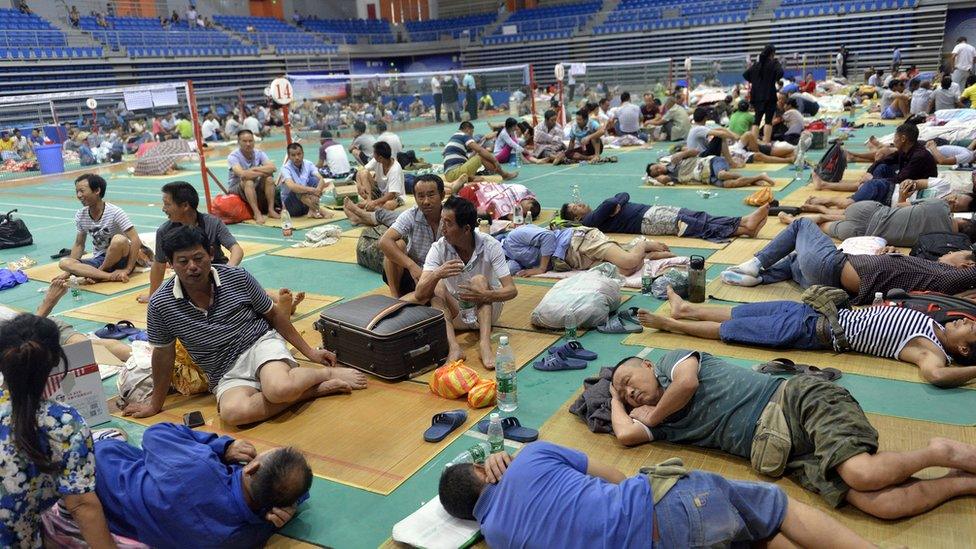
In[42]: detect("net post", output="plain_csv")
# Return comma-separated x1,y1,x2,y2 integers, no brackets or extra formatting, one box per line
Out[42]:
186,80,213,214
238,88,245,122
528,64,537,126
668,58,673,92
283,104,293,145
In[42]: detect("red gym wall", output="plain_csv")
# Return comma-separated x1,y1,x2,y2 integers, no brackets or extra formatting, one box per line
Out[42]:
249,0,285,19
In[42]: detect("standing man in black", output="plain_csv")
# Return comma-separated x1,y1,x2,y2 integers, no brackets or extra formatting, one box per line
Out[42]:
743,44,784,144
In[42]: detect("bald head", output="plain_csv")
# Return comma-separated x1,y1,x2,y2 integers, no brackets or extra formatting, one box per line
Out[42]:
248,447,312,510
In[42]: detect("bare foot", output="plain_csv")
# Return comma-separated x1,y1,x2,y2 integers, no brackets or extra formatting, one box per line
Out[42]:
268,210,281,220
480,341,495,370
502,171,518,181
869,135,881,147
740,204,770,237
447,344,466,363
929,437,976,474
326,366,368,389
778,211,797,225
757,173,775,186
811,171,826,190
635,309,668,330
316,379,353,396
665,286,692,320
108,271,129,282
290,291,305,316
277,288,294,315
253,213,266,225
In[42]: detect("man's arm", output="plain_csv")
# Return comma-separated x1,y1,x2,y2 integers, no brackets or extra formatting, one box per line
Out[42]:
629,355,700,428
226,243,244,266
282,177,316,195
142,261,167,300
414,269,440,304
586,458,628,484
256,158,277,176
469,139,497,164
610,385,651,447
62,492,118,549
582,192,630,227
262,305,332,365
35,279,68,317
123,343,176,417
121,227,142,275
378,226,421,279
516,255,551,277
459,274,518,304
904,340,976,387
69,231,86,260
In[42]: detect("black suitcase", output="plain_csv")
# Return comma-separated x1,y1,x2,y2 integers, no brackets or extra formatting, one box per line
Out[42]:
314,295,449,380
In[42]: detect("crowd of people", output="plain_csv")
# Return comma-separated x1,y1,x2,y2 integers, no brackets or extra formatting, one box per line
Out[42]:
4,37,976,548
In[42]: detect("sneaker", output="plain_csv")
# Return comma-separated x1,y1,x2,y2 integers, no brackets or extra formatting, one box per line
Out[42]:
91,427,128,443
720,269,762,287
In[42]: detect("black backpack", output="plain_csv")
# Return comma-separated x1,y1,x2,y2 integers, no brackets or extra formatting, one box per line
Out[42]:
814,141,847,183
0,209,33,250
883,289,976,326
909,231,973,261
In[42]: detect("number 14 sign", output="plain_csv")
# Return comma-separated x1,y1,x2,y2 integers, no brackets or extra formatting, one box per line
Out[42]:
270,77,294,106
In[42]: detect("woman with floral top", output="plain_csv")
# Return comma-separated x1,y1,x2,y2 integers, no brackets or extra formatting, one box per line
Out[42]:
0,314,116,548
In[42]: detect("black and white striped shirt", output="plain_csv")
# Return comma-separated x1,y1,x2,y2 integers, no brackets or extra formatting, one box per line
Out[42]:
836,306,947,361
147,265,275,391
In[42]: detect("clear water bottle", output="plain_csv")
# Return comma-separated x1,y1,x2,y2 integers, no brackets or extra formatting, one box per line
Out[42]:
509,152,518,169
447,442,492,466
512,201,524,226
564,310,578,341
640,258,653,295
322,185,337,206
873,292,884,306
281,208,294,239
487,413,504,453
457,264,477,324
571,184,582,204
479,219,490,233
69,277,82,302
524,210,533,225
495,335,518,412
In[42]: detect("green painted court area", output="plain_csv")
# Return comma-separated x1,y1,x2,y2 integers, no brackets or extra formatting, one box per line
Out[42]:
2,114,970,549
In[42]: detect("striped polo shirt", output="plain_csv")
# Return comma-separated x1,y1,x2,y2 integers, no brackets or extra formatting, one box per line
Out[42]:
147,264,275,391
836,306,948,361
442,131,474,170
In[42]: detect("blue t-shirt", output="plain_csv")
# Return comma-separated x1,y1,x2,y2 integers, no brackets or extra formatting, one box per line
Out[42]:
95,423,277,548
581,192,650,234
646,350,782,458
473,442,653,548
569,119,600,142
501,224,556,270
280,159,318,201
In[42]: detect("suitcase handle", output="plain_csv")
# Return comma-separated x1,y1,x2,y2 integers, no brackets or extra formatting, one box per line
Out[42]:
404,344,430,359
365,300,414,331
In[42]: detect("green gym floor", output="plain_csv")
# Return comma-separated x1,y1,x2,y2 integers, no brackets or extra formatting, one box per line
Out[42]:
2,113,967,548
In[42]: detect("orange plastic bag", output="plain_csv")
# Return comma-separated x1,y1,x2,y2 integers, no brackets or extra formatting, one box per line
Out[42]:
212,193,253,225
429,360,481,399
467,378,497,408
171,339,209,395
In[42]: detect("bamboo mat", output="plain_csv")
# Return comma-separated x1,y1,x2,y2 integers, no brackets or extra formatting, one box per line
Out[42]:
266,535,323,548
705,277,803,303
66,292,341,330
244,208,346,228
705,238,771,264
22,241,278,295
605,232,729,250
621,303,974,389
641,176,793,191
110,369,495,495
780,185,854,207
411,329,561,383
542,394,976,549
269,237,359,263
756,220,788,240
854,115,905,126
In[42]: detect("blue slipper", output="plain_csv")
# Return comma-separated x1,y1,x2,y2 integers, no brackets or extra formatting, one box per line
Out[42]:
95,321,141,340
476,416,539,443
597,308,643,334
548,340,597,361
424,409,467,443
533,354,586,371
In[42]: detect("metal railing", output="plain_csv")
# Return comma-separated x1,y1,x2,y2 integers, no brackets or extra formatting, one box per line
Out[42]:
85,29,240,48
0,30,67,48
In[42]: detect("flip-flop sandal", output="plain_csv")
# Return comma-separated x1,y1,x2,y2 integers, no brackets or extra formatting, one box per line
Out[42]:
608,156,619,163
50,248,71,259
597,309,643,334
95,323,129,340
423,409,468,443
769,206,801,216
477,416,539,443
755,358,842,381
547,340,598,361
533,354,587,371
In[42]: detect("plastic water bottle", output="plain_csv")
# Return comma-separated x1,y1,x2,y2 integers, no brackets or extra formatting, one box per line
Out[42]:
640,259,653,295
524,211,533,225
457,264,477,324
571,184,582,204
564,310,578,341
873,292,884,306
487,413,504,453
512,201,524,226
495,335,518,412
281,209,293,239
479,219,490,234
69,277,82,302
447,442,492,466
322,185,337,206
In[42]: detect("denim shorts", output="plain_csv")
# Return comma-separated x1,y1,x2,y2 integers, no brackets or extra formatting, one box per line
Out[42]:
851,178,894,206
81,253,127,270
657,471,788,548
719,301,827,350
709,157,730,186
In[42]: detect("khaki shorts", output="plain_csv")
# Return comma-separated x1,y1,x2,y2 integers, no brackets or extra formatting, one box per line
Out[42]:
444,155,483,182
452,301,504,330
369,186,406,207
52,317,82,346
556,228,621,271
214,330,298,404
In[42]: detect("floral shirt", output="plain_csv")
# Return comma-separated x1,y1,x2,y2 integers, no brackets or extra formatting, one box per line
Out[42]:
0,389,96,548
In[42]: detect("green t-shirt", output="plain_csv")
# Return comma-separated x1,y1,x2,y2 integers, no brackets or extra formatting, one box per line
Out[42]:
728,111,755,136
648,349,782,458
175,119,193,139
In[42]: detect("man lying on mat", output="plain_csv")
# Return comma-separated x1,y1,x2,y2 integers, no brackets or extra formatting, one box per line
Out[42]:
644,145,777,188
415,196,517,369
561,192,770,243
639,286,976,387
122,225,367,426
56,173,152,284
719,217,976,303
438,441,873,548
45,423,310,548
500,225,675,277
609,348,976,519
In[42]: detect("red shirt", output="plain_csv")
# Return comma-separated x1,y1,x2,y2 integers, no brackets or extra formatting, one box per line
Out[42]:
798,80,816,93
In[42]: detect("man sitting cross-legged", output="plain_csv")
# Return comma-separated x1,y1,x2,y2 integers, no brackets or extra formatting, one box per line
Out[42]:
77,423,310,547
122,225,367,426
439,441,873,548
228,129,278,225
645,145,776,188
610,346,976,518
280,142,334,219
57,173,152,284
721,216,976,302
354,141,406,212
415,197,517,369
639,286,976,387
567,109,606,163
562,192,769,242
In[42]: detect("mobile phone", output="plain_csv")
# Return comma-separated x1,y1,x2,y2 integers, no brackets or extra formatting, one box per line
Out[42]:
183,410,205,428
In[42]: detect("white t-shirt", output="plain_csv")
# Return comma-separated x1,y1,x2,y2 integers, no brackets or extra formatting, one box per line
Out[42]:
938,145,975,165
364,158,405,197
224,118,241,137
952,42,976,71
74,202,134,254
201,119,219,139
322,143,350,174
614,102,641,133
423,231,511,297
186,8,197,21
910,89,933,115
242,116,261,134
377,131,404,157
431,77,441,94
